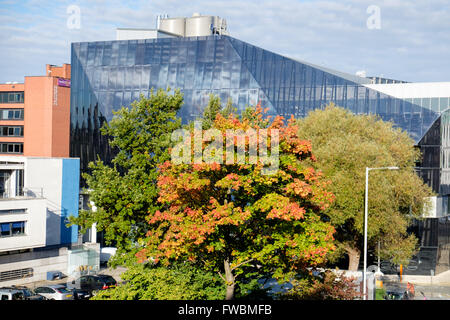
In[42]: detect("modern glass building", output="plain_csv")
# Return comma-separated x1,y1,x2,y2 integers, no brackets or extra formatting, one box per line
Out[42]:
70,35,439,170
70,31,450,275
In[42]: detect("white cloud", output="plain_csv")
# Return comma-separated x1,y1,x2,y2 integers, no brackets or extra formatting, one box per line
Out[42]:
0,0,449,83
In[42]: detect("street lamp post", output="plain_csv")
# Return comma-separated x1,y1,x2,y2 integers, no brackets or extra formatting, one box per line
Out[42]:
363,166,399,300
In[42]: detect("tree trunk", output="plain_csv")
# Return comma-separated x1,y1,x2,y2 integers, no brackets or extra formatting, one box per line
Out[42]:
346,247,361,271
224,259,235,300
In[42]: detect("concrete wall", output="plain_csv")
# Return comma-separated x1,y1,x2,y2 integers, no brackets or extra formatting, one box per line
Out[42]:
50,77,70,158
0,156,79,252
364,82,450,99
0,246,68,286
116,29,159,40
24,77,53,156
25,157,79,246
0,198,47,252
116,28,179,40
0,243,100,286
24,76,70,158
25,158,63,246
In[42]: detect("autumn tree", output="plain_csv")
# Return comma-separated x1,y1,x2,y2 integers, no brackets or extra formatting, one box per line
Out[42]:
296,105,433,271
69,89,183,264
137,106,337,300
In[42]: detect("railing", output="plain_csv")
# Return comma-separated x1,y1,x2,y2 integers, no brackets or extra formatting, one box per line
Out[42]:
0,187,44,200
22,188,44,198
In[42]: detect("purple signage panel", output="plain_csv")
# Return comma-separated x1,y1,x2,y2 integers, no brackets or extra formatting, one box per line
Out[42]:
57,78,71,88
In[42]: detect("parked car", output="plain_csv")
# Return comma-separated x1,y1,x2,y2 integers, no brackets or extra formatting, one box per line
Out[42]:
34,285,74,300
0,286,45,300
69,274,117,295
71,288,91,300
0,288,25,300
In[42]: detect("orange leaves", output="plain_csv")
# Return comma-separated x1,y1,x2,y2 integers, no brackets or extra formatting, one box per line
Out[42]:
285,179,313,198
192,162,221,172
206,197,251,226
215,173,243,191
254,193,306,221
267,202,306,221
138,103,337,276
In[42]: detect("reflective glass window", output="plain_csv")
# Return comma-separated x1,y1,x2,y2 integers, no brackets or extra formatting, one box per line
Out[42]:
431,98,439,112
440,97,449,112
422,98,431,110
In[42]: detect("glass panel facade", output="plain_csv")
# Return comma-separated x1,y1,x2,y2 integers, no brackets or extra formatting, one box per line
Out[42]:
70,35,440,187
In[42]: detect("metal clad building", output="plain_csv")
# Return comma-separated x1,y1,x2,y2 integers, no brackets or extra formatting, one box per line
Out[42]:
70,35,440,174
70,16,450,275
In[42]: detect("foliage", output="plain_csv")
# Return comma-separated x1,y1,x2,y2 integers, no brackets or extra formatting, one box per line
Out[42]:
136,105,337,299
376,288,386,300
279,269,361,300
200,94,236,130
69,89,183,265
295,104,433,268
91,262,225,300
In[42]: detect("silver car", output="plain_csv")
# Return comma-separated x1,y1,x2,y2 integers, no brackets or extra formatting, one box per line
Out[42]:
34,285,74,300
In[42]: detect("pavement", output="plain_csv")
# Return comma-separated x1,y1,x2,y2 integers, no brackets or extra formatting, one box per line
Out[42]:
379,269,450,300
382,281,450,300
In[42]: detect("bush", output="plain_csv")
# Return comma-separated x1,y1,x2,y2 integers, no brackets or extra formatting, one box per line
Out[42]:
279,270,361,300
92,262,225,300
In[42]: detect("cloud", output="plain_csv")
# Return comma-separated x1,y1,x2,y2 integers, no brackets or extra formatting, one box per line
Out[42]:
0,0,449,83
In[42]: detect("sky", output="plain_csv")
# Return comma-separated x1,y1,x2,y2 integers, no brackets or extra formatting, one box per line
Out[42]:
1,0,450,83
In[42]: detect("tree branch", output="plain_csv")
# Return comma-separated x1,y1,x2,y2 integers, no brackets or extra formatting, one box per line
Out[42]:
231,258,254,271
217,271,226,283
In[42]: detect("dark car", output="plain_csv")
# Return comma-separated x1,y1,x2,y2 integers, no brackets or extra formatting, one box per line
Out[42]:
71,288,92,300
0,286,45,300
69,275,117,295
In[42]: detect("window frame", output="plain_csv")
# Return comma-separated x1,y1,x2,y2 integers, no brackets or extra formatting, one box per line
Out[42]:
0,221,26,237
0,92,24,104
0,142,24,154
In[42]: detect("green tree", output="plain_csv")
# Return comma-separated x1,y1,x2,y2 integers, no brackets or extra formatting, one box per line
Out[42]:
91,262,226,300
197,94,235,130
296,104,433,270
137,107,336,300
69,89,183,265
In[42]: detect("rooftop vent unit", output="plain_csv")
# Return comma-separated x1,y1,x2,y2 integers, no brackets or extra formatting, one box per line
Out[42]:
158,13,229,37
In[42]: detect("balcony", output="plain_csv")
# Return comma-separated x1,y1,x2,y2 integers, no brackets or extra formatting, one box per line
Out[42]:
0,188,44,200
